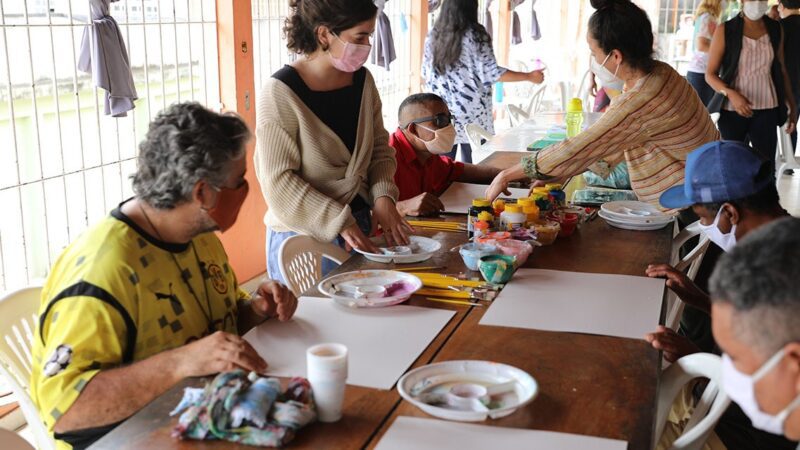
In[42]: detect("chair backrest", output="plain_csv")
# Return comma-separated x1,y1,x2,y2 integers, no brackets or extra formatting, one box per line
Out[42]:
557,80,572,111
0,286,41,388
665,222,711,330
506,104,529,127
0,285,55,450
575,69,594,112
464,124,495,164
655,353,731,450
278,235,351,296
526,84,547,116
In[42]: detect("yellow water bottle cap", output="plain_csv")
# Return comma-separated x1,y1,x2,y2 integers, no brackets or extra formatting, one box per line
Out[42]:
567,98,583,113
517,198,534,207
505,204,522,214
472,198,491,207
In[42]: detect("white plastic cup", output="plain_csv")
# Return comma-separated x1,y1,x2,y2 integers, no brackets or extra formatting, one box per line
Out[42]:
306,343,348,422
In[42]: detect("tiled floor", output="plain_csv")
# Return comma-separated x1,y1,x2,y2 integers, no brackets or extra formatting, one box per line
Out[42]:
778,172,800,217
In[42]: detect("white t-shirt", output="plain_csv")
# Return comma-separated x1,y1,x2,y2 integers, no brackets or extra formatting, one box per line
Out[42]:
687,13,718,74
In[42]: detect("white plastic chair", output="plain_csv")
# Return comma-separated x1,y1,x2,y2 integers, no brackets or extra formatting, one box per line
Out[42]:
557,80,573,111
776,124,798,179
278,235,351,296
507,85,547,127
575,69,595,112
506,104,529,127
0,285,55,450
464,124,495,164
655,353,731,450
665,221,711,330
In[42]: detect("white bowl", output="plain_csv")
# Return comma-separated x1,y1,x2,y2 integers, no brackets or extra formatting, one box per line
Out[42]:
398,360,538,422
354,235,442,264
318,270,423,308
601,201,674,224
598,210,672,231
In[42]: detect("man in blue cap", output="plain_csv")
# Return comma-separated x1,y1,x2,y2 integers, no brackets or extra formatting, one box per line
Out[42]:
649,140,795,450
645,140,789,361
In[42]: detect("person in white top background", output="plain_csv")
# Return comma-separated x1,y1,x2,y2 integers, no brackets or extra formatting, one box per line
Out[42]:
686,0,725,107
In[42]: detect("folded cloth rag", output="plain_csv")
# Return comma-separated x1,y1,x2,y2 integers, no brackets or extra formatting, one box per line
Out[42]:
172,370,317,447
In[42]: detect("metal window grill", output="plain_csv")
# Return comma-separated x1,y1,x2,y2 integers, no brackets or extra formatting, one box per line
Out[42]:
0,0,220,294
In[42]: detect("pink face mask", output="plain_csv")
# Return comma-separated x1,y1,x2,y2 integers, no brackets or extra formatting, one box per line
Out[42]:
328,33,371,73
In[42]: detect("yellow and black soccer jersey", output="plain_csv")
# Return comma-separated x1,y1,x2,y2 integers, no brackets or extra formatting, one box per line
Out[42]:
30,202,249,449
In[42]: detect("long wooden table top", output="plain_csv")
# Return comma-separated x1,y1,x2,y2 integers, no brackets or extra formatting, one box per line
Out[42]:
91,167,672,450
369,219,671,450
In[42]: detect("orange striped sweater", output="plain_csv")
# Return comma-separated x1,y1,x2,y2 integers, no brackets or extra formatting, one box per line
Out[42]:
523,61,719,210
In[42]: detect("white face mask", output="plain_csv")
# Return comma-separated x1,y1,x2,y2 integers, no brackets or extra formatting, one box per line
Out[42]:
743,1,770,20
697,206,737,252
722,351,800,435
416,123,456,155
591,52,624,91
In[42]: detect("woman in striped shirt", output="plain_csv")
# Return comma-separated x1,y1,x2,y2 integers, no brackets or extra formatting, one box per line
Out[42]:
485,0,719,209
705,0,797,168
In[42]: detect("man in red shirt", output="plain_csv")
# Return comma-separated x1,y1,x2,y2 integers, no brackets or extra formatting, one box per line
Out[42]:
391,93,501,216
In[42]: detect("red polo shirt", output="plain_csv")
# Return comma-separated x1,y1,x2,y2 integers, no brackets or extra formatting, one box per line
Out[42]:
390,128,464,201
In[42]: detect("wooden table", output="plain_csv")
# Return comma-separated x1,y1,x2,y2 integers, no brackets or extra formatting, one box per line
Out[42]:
91,181,672,450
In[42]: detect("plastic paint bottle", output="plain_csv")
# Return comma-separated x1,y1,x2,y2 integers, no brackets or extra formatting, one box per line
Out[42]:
492,199,506,217
546,183,566,207
474,219,490,239
500,204,527,231
522,204,540,227
468,198,493,237
477,211,495,231
517,198,534,209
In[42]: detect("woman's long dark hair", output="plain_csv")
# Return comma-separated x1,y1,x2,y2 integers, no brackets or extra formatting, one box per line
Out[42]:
431,0,491,74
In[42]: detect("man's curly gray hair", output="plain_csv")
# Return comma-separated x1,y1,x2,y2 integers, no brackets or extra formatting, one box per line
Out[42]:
132,102,250,209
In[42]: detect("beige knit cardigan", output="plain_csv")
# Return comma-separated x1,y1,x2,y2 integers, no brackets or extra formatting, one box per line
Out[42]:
254,69,399,242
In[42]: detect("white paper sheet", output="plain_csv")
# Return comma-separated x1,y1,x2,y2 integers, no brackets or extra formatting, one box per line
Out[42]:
439,182,531,213
243,297,455,390
479,269,665,339
375,417,627,450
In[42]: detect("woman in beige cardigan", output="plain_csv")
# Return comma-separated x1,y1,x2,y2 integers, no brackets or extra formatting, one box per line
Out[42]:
255,0,411,285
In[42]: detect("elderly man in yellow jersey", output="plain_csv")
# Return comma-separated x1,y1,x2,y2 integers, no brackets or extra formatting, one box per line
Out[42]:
30,102,298,450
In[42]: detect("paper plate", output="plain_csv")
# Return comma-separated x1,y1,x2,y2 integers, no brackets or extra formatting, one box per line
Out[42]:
398,360,538,422
600,201,674,224
318,270,423,308
598,210,672,231
354,235,442,264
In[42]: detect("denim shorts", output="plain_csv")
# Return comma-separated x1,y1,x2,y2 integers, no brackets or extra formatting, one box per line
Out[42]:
265,208,372,286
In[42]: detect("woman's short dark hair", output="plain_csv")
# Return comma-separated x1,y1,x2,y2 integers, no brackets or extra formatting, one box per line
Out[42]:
284,0,377,55
430,0,490,74
132,102,250,209
589,0,656,73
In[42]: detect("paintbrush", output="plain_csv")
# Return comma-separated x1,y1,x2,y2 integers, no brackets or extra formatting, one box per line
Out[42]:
425,297,483,307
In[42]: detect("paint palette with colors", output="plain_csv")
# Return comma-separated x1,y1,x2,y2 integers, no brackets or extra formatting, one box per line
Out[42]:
354,236,442,264
318,270,423,308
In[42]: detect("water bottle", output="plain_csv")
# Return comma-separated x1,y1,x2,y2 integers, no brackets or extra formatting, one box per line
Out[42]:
565,98,584,138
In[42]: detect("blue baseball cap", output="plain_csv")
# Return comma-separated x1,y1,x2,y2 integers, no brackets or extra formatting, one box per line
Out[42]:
659,140,773,209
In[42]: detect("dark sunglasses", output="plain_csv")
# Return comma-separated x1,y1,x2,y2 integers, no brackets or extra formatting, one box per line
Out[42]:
404,113,454,129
